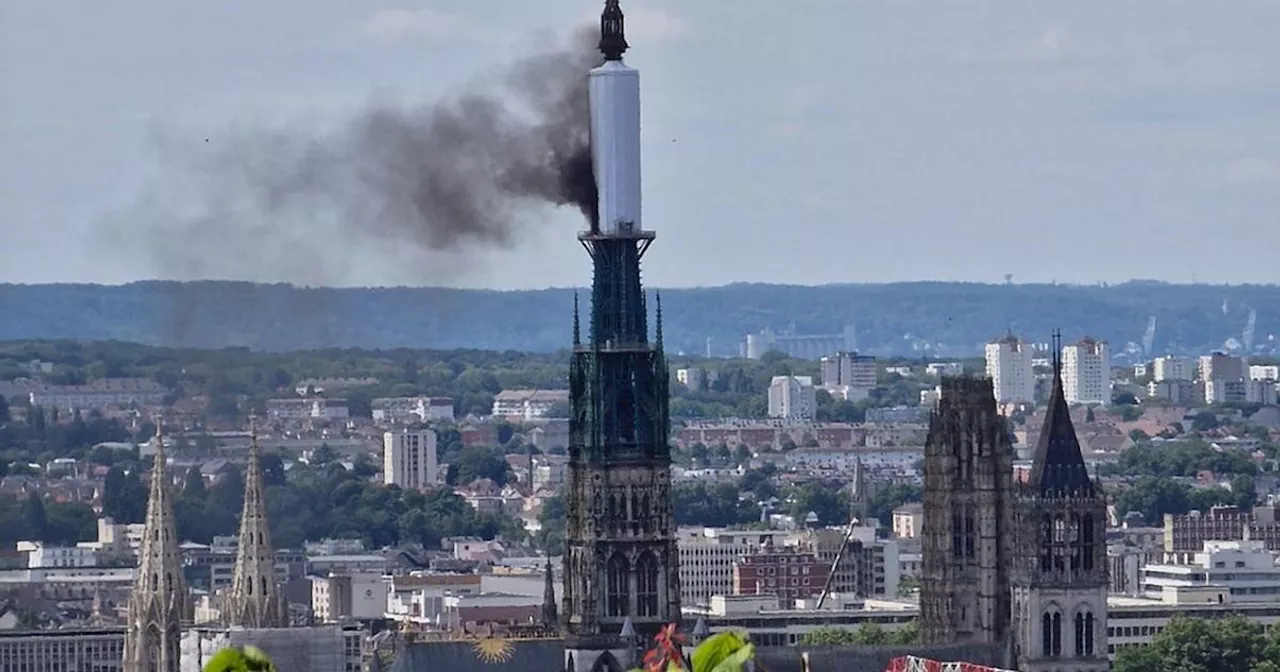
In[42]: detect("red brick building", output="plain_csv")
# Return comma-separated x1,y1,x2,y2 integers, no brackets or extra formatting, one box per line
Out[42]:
732,548,829,607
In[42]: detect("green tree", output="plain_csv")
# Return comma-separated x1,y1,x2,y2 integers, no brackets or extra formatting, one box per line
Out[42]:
798,622,918,647
1113,614,1279,672
672,482,760,527
787,482,848,527
21,493,48,535
449,446,511,485
536,492,566,554
184,466,207,498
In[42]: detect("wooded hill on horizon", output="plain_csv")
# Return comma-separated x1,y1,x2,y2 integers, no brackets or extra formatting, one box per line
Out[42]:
0,280,1274,358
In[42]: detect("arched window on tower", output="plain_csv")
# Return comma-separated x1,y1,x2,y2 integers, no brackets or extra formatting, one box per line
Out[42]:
1074,611,1085,655
952,512,963,558
636,552,659,617
1051,612,1062,656
1052,516,1067,573
1070,514,1082,571
606,554,630,617
1082,514,1095,572
1041,612,1052,657
1039,514,1053,573
1084,611,1095,655
963,511,975,558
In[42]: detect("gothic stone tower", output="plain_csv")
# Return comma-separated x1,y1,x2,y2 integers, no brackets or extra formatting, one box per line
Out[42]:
562,2,679,666
123,422,189,672
919,376,1015,647
1011,335,1109,671
224,415,288,628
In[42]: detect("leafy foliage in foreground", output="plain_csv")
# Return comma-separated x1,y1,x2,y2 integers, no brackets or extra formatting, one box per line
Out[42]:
638,627,755,672
203,646,276,672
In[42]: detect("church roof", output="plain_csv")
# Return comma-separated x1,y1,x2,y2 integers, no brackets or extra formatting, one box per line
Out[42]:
1029,336,1095,497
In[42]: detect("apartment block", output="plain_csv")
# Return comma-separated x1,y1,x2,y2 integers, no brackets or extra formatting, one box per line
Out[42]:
1063,337,1111,404
733,547,830,607
819,352,877,402
1152,356,1193,382
383,430,439,490
491,389,569,421
984,333,1035,404
768,376,816,421
677,527,791,607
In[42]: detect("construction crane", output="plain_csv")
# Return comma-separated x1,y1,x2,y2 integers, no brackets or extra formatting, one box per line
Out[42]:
1142,315,1157,358
814,514,861,609
1244,307,1258,354
816,460,869,609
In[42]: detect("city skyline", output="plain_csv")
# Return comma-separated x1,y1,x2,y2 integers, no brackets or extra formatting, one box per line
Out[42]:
3,0,1279,290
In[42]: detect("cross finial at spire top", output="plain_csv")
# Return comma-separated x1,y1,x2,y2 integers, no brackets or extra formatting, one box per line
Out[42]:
1051,328,1063,375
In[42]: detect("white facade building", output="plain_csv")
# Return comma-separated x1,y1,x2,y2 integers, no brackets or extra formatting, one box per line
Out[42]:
383,430,438,490
1152,356,1192,382
985,334,1035,404
311,572,388,622
677,527,792,607
925,362,963,378
265,398,350,421
0,628,126,672
1063,337,1111,404
370,396,454,423
1140,540,1280,602
676,368,719,391
1250,365,1280,382
491,389,569,421
16,541,97,568
179,626,363,672
767,376,816,422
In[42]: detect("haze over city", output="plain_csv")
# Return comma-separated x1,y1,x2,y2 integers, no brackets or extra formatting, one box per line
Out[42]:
3,0,1278,289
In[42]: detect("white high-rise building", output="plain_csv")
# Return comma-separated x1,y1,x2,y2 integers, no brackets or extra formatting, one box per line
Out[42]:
984,333,1035,404
1250,365,1280,382
1063,337,1111,404
677,527,792,607
1152,356,1192,382
767,376,816,421
383,430,438,490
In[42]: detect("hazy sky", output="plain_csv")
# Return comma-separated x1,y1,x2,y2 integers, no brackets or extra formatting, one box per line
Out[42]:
3,0,1278,289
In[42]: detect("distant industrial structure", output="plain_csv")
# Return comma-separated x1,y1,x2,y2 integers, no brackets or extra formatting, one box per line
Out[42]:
743,324,857,360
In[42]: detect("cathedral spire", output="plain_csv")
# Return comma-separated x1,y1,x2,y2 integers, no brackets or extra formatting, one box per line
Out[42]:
1029,330,1094,496
542,556,559,629
123,419,188,672
225,413,286,628
654,291,664,350
573,292,581,346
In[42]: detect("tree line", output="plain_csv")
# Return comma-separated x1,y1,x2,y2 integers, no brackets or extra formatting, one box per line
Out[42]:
2,449,525,551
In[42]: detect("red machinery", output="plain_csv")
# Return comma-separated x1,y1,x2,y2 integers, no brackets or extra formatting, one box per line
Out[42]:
883,655,1017,672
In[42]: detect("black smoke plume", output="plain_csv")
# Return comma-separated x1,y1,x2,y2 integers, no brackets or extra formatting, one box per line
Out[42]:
115,26,601,288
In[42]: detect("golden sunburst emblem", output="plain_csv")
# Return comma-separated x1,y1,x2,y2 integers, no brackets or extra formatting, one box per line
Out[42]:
473,637,516,664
